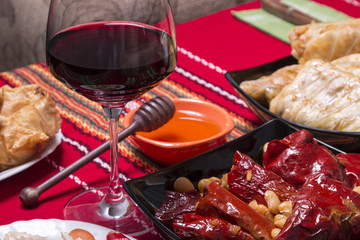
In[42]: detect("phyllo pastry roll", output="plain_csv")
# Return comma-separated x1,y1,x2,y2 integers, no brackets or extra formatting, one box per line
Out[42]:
289,18,360,64
332,53,360,76
269,59,360,132
0,84,62,171
240,64,302,106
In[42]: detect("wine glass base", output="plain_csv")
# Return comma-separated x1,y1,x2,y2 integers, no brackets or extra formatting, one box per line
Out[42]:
63,186,159,238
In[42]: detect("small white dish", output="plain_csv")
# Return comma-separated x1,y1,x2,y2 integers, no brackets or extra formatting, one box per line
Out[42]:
0,218,135,240
0,130,62,181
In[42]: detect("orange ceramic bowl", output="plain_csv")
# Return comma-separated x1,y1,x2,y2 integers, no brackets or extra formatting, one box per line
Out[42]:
123,98,234,166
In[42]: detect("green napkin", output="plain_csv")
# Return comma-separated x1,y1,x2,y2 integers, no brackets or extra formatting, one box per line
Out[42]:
232,9,295,43
232,0,353,44
281,0,352,22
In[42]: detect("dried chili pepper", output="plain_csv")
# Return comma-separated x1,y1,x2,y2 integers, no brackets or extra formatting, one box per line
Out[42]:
155,130,360,239
155,189,201,229
228,151,296,205
195,182,275,240
336,153,360,187
275,173,360,240
173,213,254,240
262,129,350,189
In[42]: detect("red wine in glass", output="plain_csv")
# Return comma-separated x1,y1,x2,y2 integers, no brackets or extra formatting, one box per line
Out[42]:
46,0,176,237
47,22,176,108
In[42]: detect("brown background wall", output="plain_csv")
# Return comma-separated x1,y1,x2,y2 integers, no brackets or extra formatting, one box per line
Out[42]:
0,0,251,72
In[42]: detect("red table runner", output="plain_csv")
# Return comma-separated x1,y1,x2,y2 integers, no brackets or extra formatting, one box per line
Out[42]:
0,0,359,238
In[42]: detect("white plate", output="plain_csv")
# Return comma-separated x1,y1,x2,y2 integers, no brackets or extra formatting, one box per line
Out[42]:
0,131,62,181
0,219,135,239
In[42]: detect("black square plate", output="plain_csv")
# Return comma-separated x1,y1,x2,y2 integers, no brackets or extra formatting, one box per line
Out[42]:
123,119,342,239
225,56,360,153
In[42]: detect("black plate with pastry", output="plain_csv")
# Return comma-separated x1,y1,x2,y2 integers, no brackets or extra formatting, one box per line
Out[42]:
225,55,360,153
225,18,360,153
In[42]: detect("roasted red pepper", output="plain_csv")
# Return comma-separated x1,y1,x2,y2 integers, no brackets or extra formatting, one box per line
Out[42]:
275,173,360,240
155,189,201,229
336,153,360,187
228,151,296,205
262,129,350,188
155,130,360,239
195,182,275,240
173,213,254,240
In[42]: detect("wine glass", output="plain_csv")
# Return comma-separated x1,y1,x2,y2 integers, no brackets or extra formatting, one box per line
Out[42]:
45,0,176,236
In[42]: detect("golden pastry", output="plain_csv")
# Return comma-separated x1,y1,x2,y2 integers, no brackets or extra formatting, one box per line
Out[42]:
239,64,302,106
0,84,62,171
289,18,360,64
269,59,360,131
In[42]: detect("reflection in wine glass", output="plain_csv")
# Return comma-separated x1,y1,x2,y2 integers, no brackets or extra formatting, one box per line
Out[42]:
46,0,176,237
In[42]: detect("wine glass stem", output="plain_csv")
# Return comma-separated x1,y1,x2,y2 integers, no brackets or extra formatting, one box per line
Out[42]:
103,107,124,204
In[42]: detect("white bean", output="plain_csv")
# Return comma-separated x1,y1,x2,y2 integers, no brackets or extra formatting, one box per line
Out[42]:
274,214,287,229
173,177,194,193
248,200,274,221
271,228,281,238
265,190,281,215
198,177,220,193
220,173,229,189
279,201,292,217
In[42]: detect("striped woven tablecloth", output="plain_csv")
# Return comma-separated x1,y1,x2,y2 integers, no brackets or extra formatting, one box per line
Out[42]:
0,0,359,238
